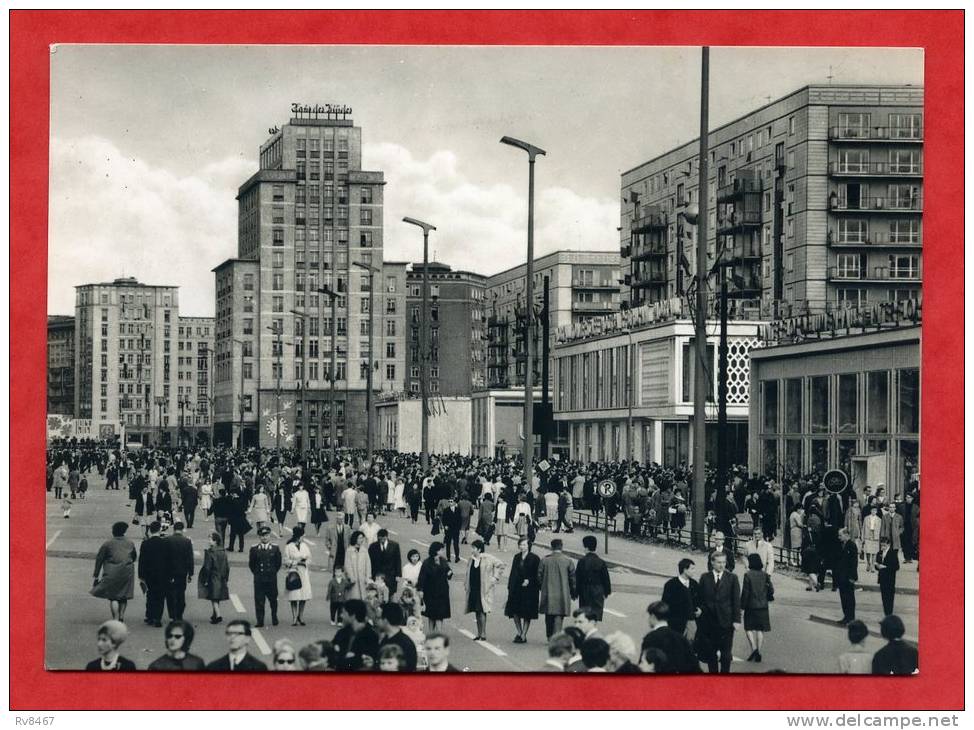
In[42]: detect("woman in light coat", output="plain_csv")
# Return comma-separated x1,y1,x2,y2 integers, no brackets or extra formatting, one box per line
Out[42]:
291,483,311,529
248,485,271,530
862,506,882,572
393,478,406,517
463,539,506,641
283,525,312,625
844,499,862,557
344,530,372,601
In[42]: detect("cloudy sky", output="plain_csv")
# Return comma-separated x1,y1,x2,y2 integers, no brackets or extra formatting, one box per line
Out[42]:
49,45,921,316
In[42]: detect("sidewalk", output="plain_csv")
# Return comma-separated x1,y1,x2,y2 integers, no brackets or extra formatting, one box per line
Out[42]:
569,508,919,595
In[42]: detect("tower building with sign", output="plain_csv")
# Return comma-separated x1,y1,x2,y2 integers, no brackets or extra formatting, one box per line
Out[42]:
212,106,401,450
620,85,923,315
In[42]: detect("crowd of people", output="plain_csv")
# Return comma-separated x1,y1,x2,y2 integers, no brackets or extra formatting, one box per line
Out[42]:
48,440,917,675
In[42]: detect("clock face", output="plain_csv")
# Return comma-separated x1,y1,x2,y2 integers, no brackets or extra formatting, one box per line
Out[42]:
265,416,289,438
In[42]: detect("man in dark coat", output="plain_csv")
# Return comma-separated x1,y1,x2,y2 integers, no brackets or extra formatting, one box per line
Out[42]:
441,499,462,563
875,536,900,616
137,521,170,627
179,478,199,529
205,619,268,671
661,558,700,635
249,526,282,627
539,539,577,638
833,527,859,624
368,529,403,595
376,603,418,671
165,521,195,621
575,535,611,621
695,551,741,673
332,599,381,671
641,601,700,673
707,531,736,573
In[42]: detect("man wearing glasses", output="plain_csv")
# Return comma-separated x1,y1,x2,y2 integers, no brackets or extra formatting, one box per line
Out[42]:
205,619,268,671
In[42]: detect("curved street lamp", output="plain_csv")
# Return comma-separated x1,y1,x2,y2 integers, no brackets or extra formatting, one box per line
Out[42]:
403,217,436,473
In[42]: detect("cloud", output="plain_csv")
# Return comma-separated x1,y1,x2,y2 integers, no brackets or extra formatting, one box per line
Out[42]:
48,135,250,316
364,143,619,274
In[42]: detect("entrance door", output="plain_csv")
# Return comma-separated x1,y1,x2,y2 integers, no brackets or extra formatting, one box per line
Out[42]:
852,453,887,499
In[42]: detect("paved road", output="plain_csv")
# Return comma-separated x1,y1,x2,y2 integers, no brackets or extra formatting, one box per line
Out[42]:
46,476,918,672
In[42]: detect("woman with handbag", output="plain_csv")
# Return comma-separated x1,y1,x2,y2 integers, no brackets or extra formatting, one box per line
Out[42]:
198,532,230,624
741,553,773,663
284,525,313,626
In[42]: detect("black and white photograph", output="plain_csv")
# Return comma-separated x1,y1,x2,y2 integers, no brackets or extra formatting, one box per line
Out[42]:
45,44,922,675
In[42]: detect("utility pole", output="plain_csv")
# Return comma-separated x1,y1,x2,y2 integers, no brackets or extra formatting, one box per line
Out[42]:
318,287,339,467
267,324,283,454
403,217,437,474
500,135,546,488
290,308,311,459
691,46,710,548
540,275,551,459
353,262,380,463
232,338,246,449
716,264,730,524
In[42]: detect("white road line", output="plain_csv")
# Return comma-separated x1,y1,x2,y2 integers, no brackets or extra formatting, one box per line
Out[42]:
252,628,272,656
603,607,627,618
388,530,398,535
229,593,246,613
194,550,202,557
46,530,62,549
455,628,508,657
411,539,430,547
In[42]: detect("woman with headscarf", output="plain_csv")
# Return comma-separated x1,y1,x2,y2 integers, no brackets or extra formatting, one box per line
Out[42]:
90,521,138,622
198,531,230,624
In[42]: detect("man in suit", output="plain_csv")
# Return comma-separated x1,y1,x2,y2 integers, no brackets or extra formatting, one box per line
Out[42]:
441,498,462,563
641,601,700,673
833,527,859,624
325,512,352,571
165,521,194,621
661,558,700,635
179,479,199,529
137,521,170,627
575,535,612,621
696,551,741,673
332,599,381,671
368,528,403,595
872,615,918,675
707,531,736,573
425,633,460,672
205,619,268,671
249,525,282,627
539,539,577,638
875,535,900,616
541,632,575,672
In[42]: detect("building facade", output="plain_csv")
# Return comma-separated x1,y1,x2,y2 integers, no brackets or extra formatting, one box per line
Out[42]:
175,316,216,444
213,107,403,450
47,315,75,416
553,298,764,466
471,388,541,459
376,396,473,456
621,85,923,312
405,262,487,397
748,298,920,499
485,250,621,389
73,277,213,444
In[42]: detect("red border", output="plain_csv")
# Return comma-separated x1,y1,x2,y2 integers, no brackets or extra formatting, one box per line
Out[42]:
11,10,964,710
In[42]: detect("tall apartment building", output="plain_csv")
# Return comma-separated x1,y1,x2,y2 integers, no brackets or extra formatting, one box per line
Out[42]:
620,85,923,311
47,315,75,416
175,316,216,442
73,277,213,444
485,250,621,389
213,107,403,450
404,262,487,397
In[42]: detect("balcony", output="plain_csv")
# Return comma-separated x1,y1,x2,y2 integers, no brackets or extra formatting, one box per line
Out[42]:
828,266,922,283
829,195,922,213
572,279,618,290
632,271,667,287
716,209,762,234
631,204,667,233
620,244,631,258
827,231,922,249
717,173,762,203
572,300,616,313
728,244,762,261
629,242,667,262
828,161,923,177
829,126,923,142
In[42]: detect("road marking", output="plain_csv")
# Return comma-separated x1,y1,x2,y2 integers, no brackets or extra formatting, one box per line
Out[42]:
194,550,202,558
456,627,508,657
411,539,430,547
388,530,398,535
603,607,627,618
46,530,62,549
251,628,272,656
229,593,246,613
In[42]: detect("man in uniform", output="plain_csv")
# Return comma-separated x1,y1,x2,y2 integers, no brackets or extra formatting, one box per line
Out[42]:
248,525,282,627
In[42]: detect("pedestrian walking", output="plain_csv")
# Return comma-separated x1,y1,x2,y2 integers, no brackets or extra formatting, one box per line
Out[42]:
325,514,352,572
165,521,194,621
862,506,882,573
90,521,137,622
368,529,402,595
575,535,612,621
273,484,292,537
463,539,505,641
695,551,741,673
292,483,311,530
137,520,169,627
417,541,453,633
326,567,353,626
283,525,312,626
249,525,282,627
505,537,541,643
741,553,773,663
247,485,271,531
198,531,230,625
834,528,859,624
344,530,372,601
661,559,700,635
875,536,900,616
310,485,328,535
539,538,577,639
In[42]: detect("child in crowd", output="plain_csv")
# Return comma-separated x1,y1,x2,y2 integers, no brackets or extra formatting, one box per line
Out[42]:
61,497,73,519
403,615,428,670
398,583,422,620
325,567,353,626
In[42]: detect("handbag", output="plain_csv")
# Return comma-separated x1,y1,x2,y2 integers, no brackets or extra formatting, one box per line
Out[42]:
285,570,303,591
766,578,775,602
431,517,441,536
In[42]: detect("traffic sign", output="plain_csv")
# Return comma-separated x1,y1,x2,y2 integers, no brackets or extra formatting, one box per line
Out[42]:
537,459,551,473
823,469,849,494
597,480,617,498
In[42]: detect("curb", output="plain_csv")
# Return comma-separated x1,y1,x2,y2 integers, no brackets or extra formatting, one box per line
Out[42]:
808,614,918,647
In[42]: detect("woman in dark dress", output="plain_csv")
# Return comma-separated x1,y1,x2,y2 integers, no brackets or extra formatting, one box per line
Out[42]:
416,541,453,633
90,521,137,622
505,536,541,643
147,620,206,671
310,485,328,535
85,620,137,671
740,553,773,663
198,532,231,624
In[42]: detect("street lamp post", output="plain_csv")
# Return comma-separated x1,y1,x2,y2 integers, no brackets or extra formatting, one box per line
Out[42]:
352,262,380,463
500,135,546,488
178,396,188,447
317,286,339,466
200,345,216,447
290,308,311,458
266,324,283,454
621,329,636,462
403,217,436,474
154,396,166,446
231,338,247,449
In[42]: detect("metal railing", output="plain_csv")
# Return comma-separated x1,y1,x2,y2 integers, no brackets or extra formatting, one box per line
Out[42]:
828,161,923,176
828,265,921,282
830,196,922,212
828,231,922,247
829,126,923,141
